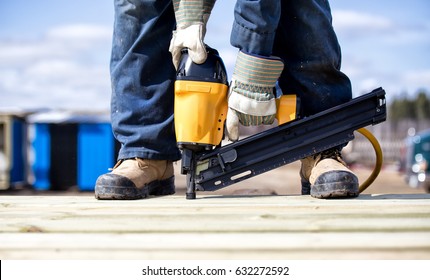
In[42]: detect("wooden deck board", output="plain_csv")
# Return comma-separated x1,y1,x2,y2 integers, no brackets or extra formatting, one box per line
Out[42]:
1,194,430,259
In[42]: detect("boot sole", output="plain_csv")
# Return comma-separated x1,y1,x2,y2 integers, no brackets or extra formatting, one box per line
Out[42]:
311,183,359,199
95,176,175,200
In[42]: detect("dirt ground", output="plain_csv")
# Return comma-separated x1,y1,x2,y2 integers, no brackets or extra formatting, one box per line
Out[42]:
1,161,426,197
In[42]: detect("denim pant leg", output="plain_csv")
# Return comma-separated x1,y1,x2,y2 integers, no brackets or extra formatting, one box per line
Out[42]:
273,0,352,117
110,0,181,161
230,0,352,117
230,0,281,56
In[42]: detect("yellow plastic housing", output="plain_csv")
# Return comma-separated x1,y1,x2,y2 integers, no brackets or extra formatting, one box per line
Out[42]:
174,80,228,146
276,94,297,125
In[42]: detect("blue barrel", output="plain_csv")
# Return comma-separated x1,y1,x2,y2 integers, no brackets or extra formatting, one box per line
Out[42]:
77,123,115,191
30,119,118,191
31,123,51,190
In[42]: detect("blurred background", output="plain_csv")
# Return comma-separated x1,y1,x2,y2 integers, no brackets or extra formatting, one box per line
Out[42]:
1,0,429,194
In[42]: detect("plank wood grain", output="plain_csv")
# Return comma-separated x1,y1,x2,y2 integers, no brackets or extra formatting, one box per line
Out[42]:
1,194,430,259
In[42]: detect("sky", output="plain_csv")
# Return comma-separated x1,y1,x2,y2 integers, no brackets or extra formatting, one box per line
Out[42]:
0,0,429,111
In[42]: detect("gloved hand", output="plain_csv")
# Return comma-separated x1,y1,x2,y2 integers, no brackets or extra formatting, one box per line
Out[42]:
226,51,284,141
169,0,216,69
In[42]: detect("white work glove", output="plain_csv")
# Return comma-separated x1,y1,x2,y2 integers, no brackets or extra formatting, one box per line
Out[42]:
226,51,284,141
169,0,216,69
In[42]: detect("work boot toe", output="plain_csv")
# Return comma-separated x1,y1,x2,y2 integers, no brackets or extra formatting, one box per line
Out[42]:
311,170,359,198
95,173,147,200
300,148,359,199
94,158,175,200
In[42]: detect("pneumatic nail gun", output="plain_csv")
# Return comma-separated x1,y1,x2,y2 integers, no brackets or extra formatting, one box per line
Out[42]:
174,47,386,199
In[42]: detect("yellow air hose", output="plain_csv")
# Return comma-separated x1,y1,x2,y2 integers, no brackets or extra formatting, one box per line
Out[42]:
356,127,384,193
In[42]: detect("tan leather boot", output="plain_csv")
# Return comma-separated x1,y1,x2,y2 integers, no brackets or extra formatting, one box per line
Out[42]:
300,148,359,198
95,158,175,200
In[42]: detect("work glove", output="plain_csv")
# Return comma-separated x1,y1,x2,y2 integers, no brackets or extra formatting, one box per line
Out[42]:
226,51,284,141
169,0,216,69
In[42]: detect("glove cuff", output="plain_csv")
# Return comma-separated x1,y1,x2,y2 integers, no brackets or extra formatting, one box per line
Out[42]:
174,0,216,28
228,51,284,117
232,51,284,87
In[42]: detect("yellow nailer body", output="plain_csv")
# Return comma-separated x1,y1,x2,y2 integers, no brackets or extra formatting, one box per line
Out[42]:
174,48,229,150
175,80,228,148
174,47,298,150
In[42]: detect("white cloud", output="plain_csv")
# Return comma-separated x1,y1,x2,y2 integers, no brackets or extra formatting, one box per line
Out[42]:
332,9,430,97
403,70,430,92
46,24,112,41
333,9,430,47
0,24,112,64
346,66,430,98
0,24,112,111
332,10,394,36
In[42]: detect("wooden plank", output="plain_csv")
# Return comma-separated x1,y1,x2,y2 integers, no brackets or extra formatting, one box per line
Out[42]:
1,195,430,233
1,210,429,233
1,232,429,260
1,194,430,259
2,194,429,211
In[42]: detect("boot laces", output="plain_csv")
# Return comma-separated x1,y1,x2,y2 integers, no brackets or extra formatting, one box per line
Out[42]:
313,148,347,166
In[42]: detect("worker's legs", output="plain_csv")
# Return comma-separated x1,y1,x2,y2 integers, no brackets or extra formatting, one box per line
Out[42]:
110,0,181,161
230,0,352,116
231,0,357,198
96,0,180,200
230,0,281,56
274,0,358,198
273,0,352,117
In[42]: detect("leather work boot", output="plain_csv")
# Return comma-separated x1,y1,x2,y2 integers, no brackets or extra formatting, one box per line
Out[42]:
95,158,175,200
300,148,359,198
